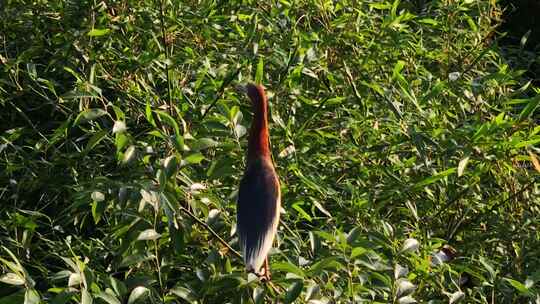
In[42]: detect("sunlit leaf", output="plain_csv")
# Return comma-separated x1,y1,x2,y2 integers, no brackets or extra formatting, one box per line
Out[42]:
95,292,120,304
137,229,161,241
81,289,92,304
0,273,25,285
396,279,416,297
272,261,305,278
401,238,420,253
398,296,417,304
127,286,149,304
457,156,470,177
449,291,465,304
88,28,110,36
24,289,40,304
74,109,108,125
504,278,530,295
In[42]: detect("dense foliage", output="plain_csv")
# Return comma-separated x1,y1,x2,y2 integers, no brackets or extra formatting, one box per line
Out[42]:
1,0,539,303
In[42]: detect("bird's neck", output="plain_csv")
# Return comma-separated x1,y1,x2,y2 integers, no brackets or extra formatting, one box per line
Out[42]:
247,93,270,163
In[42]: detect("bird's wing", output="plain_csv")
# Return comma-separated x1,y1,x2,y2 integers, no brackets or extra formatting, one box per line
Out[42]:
237,158,280,273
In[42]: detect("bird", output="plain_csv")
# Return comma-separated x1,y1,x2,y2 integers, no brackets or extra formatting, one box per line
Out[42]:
237,83,280,281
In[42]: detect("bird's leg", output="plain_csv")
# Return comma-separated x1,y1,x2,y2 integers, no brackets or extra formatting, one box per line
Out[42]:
262,257,271,282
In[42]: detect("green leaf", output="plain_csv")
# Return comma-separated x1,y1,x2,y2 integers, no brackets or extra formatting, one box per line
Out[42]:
88,28,111,37
82,130,109,155
346,227,362,244
50,291,76,304
91,191,105,202
308,257,343,276
95,292,120,304
0,290,25,303
414,168,456,188
369,2,391,9
115,133,129,152
0,273,25,285
121,145,137,164
478,256,497,281
119,253,155,268
255,57,264,84
504,278,530,295
74,109,108,125
397,296,417,304
24,289,40,304
520,29,531,48
304,282,320,301
91,200,106,224
392,60,406,81
156,111,184,152
109,277,127,298
81,289,92,304
1,247,24,274
170,286,197,302
351,247,368,259
272,262,305,278
457,156,470,177
449,291,465,304
417,18,438,26
145,100,156,127
67,272,81,287
284,281,303,304
190,138,218,151
183,153,205,165
137,229,161,241
514,137,540,148
253,287,265,304
292,203,312,222
163,155,179,179
518,95,540,121
127,286,149,304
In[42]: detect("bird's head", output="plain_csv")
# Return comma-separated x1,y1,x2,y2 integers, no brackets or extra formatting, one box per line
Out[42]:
237,83,266,109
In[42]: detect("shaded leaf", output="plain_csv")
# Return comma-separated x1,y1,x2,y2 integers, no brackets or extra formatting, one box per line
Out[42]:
170,286,197,302
284,281,303,304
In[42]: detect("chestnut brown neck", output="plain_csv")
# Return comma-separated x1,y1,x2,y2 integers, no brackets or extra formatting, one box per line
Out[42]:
246,84,270,163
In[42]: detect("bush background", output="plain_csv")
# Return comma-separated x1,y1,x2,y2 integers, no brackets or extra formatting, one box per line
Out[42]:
1,0,539,303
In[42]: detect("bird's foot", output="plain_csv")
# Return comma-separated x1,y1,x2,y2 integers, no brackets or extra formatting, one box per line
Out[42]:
247,258,272,282
261,258,271,282
259,270,271,282
248,269,270,282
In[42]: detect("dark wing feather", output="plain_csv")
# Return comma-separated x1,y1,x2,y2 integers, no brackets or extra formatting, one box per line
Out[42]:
237,158,280,272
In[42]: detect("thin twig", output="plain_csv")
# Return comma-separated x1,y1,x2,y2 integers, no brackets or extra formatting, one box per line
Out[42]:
200,65,243,121
201,13,259,121
343,61,364,112
294,95,331,139
157,0,173,114
178,205,242,258
448,178,538,241
265,280,284,294
424,182,476,222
